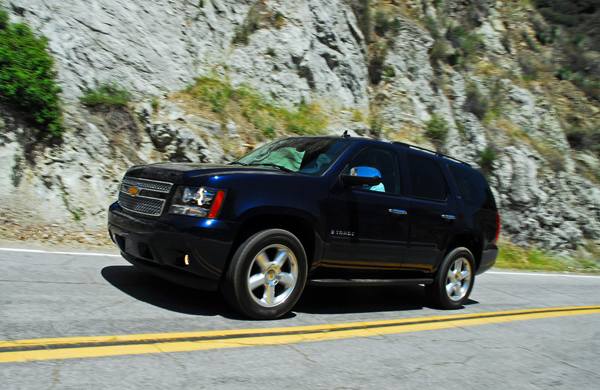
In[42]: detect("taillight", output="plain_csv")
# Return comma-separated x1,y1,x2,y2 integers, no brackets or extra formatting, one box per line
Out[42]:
494,211,501,244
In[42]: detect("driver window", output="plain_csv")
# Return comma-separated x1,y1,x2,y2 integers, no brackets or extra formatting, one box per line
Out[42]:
347,148,400,195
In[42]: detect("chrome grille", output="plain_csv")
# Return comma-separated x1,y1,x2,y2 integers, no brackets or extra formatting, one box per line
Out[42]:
118,195,165,215
121,177,172,192
118,177,173,216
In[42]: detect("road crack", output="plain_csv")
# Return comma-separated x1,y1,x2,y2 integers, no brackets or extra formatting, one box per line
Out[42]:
286,345,321,365
49,361,63,389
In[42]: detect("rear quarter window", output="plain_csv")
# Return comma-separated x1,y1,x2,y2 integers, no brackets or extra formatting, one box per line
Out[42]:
407,154,448,201
448,165,497,210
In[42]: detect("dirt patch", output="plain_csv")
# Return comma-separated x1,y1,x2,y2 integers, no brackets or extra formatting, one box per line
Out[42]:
0,208,115,252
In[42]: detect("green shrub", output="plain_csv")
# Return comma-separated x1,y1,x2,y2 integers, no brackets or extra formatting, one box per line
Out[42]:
284,100,326,135
370,118,383,137
430,40,450,63
368,40,389,84
382,66,396,81
533,0,600,50
425,114,450,144
373,10,401,37
0,5,64,137
478,146,497,173
232,6,260,45
262,126,276,139
444,25,484,67
555,66,573,80
464,83,489,120
521,30,539,52
532,18,556,45
80,82,131,107
518,51,540,81
350,0,372,43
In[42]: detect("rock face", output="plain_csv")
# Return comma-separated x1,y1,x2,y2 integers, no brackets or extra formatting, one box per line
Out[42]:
1,0,600,253
9,0,370,109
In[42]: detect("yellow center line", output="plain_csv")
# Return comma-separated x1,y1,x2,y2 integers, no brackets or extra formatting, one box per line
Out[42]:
1,306,599,363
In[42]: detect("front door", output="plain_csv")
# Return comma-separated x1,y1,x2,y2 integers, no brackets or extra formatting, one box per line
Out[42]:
321,147,409,278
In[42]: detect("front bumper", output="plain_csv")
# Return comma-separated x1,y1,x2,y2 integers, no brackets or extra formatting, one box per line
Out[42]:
107,202,240,291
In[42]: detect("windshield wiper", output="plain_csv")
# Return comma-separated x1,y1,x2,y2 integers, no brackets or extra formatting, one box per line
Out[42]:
249,162,294,172
230,161,250,166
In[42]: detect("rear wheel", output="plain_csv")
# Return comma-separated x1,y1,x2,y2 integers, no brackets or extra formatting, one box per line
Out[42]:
222,229,307,319
425,247,475,309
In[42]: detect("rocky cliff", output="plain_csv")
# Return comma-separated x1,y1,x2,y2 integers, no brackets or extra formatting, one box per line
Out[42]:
1,0,600,256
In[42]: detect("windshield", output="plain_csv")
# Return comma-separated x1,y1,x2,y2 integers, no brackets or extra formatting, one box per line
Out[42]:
236,137,351,175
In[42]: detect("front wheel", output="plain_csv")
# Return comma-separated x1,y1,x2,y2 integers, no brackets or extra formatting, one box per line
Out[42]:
222,229,307,320
425,247,475,309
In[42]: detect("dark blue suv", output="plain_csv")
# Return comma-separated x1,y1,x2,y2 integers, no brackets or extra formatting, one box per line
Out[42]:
108,136,500,319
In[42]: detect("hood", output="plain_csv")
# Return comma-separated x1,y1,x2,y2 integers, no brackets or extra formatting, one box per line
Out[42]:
124,162,286,184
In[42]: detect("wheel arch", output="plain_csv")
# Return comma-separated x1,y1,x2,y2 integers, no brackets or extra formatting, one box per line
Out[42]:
222,213,319,280
445,234,483,270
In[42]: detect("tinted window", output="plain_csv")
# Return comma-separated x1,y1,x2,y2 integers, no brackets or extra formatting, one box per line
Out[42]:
407,155,447,201
347,148,401,195
449,165,497,210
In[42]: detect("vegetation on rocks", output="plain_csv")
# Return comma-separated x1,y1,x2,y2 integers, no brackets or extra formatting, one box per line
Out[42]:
232,1,285,45
0,4,63,137
187,77,327,139
496,238,600,274
80,82,132,108
425,114,449,146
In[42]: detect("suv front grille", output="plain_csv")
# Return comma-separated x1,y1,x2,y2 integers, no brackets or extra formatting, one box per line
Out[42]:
118,177,173,216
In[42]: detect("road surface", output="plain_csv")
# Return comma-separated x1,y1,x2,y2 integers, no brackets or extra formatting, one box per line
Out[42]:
0,247,599,389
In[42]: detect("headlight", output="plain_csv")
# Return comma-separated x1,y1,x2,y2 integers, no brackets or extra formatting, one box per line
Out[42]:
169,186,226,218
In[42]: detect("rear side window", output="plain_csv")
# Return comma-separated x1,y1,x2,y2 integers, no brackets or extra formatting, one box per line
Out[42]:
407,154,447,201
448,165,497,210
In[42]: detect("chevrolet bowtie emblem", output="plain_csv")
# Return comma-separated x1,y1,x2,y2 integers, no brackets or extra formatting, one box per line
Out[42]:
128,186,141,196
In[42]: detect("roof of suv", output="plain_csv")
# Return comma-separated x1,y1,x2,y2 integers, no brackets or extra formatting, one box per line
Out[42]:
313,135,471,168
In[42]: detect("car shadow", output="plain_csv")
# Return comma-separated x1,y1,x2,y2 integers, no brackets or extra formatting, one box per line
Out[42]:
295,284,427,314
101,265,244,319
102,265,478,319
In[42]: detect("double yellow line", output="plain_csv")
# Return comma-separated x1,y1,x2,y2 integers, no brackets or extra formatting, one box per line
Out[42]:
1,306,599,363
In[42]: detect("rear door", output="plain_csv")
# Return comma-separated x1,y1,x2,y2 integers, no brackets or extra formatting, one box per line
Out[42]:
401,153,458,274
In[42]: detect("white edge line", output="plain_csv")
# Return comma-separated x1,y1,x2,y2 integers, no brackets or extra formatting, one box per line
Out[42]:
488,271,600,279
0,248,598,277
0,248,121,257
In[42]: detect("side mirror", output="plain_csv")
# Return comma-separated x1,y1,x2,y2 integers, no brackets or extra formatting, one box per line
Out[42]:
340,166,382,187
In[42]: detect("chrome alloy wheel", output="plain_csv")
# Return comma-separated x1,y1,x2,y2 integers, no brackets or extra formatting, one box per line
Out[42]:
247,244,298,308
445,257,472,301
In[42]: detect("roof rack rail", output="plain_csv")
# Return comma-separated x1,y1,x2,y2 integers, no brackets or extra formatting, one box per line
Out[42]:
390,141,471,167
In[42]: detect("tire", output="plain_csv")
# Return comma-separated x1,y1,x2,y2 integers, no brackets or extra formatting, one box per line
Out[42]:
425,247,475,309
222,229,308,320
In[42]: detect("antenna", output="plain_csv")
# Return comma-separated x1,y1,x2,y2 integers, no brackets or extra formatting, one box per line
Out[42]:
342,130,350,139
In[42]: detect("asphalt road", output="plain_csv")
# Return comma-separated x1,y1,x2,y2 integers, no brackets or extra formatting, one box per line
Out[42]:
0,247,599,389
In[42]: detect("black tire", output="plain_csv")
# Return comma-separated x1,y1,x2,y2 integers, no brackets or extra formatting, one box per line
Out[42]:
222,229,307,320
425,247,475,309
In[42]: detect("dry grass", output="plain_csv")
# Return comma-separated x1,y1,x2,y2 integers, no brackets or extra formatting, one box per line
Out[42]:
496,237,600,274
174,78,328,144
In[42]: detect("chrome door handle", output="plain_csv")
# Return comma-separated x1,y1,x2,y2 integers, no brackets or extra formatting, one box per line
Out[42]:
389,209,407,216
441,214,456,220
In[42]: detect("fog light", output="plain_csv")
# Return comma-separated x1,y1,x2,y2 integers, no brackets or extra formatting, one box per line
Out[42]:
184,254,190,266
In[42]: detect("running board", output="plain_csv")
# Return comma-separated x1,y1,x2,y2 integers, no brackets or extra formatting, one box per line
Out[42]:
306,278,433,287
